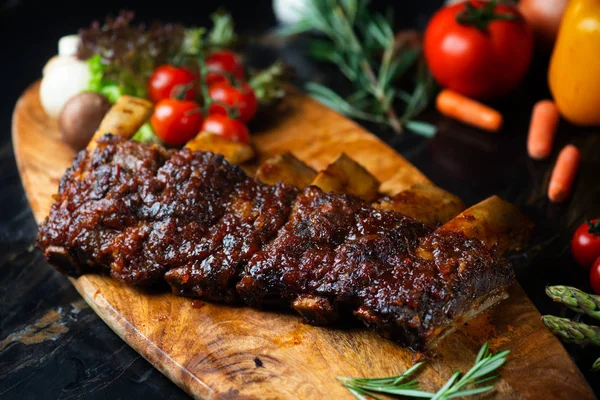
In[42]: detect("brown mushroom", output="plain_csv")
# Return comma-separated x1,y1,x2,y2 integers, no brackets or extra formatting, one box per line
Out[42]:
58,92,111,151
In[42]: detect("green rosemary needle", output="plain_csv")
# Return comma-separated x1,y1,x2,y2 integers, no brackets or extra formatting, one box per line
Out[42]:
286,0,437,137
338,342,508,399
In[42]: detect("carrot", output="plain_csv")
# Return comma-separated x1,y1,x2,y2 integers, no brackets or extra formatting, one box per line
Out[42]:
527,100,560,160
436,89,503,132
548,144,580,203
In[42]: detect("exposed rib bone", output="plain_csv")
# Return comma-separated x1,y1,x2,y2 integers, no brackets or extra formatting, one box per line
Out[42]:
256,152,317,188
431,195,534,255
310,153,380,202
374,183,465,225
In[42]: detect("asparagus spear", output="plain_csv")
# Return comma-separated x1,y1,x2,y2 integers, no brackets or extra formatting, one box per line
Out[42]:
541,315,600,346
546,286,600,320
593,358,600,372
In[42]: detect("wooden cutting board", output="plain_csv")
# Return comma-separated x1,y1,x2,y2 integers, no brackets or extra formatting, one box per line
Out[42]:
12,82,595,400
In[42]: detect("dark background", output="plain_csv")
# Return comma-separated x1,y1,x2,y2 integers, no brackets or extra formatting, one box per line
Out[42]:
1,0,599,399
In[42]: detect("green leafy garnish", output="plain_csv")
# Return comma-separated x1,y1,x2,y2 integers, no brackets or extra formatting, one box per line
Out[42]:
181,27,206,58
208,11,238,49
80,10,245,105
249,61,288,106
78,11,188,102
86,55,124,103
132,122,160,144
338,342,508,399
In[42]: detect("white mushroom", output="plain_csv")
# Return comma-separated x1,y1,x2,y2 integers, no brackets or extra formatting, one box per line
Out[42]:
40,57,92,118
58,34,81,57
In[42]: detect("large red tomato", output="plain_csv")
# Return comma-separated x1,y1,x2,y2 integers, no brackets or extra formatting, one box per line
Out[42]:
423,1,534,99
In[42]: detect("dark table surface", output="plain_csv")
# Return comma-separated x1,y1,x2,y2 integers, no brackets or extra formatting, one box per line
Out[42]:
1,1,599,399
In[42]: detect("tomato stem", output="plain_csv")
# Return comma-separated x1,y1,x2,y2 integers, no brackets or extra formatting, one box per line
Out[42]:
211,68,241,87
211,100,240,120
456,0,517,32
196,52,212,115
184,108,203,116
587,219,600,236
171,82,195,100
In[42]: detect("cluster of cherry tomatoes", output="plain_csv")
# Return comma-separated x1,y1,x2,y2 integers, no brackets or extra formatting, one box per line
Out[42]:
572,219,600,294
148,50,255,146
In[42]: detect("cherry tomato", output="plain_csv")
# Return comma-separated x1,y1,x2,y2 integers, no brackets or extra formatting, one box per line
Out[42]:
201,114,250,144
150,99,203,146
148,65,197,103
208,82,258,123
571,219,600,269
205,50,245,86
423,1,534,99
591,257,600,295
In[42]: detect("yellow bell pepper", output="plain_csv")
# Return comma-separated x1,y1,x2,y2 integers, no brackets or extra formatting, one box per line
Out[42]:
549,0,600,126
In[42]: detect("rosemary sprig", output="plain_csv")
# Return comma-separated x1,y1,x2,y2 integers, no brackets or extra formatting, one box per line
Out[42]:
338,342,508,399
338,362,429,398
287,0,436,137
430,343,509,400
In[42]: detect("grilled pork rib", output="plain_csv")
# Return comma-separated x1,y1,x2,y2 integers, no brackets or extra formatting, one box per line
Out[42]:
237,187,513,346
37,135,515,350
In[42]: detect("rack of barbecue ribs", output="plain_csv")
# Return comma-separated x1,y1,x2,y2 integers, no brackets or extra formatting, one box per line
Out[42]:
37,133,533,351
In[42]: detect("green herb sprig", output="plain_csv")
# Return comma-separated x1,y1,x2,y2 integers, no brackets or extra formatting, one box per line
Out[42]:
208,11,238,49
249,61,289,106
285,0,437,137
338,342,508,399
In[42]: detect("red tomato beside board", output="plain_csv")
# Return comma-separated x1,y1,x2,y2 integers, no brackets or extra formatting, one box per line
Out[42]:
571,219,600,269
423,1,534,99
151,99,203,146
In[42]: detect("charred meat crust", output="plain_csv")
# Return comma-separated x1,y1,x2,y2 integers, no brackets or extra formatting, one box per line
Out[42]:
165,179,299,303
37,135,515,350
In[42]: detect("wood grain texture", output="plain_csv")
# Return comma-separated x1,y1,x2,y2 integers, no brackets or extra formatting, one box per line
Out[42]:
12,82,595,400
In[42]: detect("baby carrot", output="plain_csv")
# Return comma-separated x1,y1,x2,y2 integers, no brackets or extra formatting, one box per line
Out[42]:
527,100,560,160
548,144,580,203
436,89,503,132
